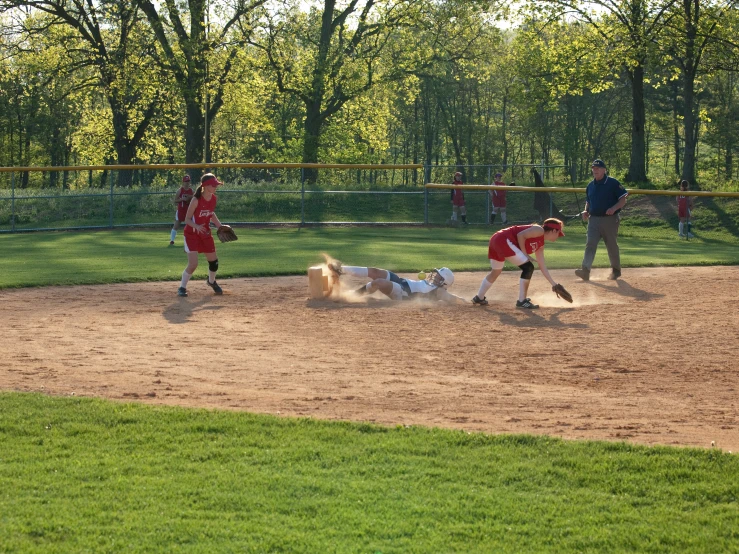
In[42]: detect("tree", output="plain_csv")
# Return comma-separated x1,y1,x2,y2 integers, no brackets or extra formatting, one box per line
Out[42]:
137,0,267,165
531,0,678,183
0,0,162,185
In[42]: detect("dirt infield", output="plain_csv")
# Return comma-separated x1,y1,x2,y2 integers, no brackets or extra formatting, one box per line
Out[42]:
2,266,737,451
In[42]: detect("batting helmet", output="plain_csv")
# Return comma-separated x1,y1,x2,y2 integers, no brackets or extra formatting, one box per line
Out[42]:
427,267,454,288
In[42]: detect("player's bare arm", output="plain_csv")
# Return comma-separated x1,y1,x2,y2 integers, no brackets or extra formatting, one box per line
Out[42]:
534,248,557,287
516,225,544,257
436,288,468,305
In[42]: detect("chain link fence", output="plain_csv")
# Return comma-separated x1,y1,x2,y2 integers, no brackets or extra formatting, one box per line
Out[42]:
1,164,738,246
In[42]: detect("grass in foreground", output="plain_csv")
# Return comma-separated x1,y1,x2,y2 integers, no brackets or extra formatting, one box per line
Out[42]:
2,226,739,289
1,393,737,553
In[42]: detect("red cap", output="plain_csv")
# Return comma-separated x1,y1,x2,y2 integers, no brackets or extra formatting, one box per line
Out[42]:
183,174,191,182
545,221,565,237
201,174,222,188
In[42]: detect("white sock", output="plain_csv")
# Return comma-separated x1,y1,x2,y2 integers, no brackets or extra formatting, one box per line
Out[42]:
342,266,369,278
180,270,192,288
209,271,217,283
170,229,176,241
477,278,493,298
519,279,528,302
679,222,684,234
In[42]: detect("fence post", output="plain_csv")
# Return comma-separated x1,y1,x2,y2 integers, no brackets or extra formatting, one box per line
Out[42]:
423,164,429,225
300,167,305,226
11,172,15,233
486,166,491,225
109,169,114,228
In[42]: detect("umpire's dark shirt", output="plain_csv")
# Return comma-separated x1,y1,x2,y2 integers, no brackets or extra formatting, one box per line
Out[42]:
586,176,628,216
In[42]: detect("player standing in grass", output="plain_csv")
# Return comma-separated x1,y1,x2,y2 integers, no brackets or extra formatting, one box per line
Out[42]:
178,173,226,297
328,263,467,303
472,218,568,309
450,171,468,225
170,174,194,246
677,180,695,238
490,172,511,225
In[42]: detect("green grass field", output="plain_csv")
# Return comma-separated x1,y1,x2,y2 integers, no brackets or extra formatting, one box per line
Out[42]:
1,226,739,289
2,226,739,552
2,393,738,553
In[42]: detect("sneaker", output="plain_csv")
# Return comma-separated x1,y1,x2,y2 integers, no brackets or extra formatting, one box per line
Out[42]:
169,240,175,246
207,280,223,295
687,232,695,238
607,269,621,280
678,233,686,238
516,299,539,309
177,287,188,297
575,268,590,281
472,295,489,306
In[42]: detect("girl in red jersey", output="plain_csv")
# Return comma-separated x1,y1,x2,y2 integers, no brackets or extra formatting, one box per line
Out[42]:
677,180,695,238
472,218,566,309
178,173,226,297
169,174,194,246
450,171,468,224
489,172,511,225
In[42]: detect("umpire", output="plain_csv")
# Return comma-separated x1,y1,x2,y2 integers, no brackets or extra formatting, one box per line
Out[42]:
575,159,628,281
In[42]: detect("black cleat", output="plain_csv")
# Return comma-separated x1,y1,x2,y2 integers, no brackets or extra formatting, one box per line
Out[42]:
607,269,621,280
177,287,188,297
575,268,590,281
472,295,489,306
354,285,368,295
516,298,539,309
207,280,223,295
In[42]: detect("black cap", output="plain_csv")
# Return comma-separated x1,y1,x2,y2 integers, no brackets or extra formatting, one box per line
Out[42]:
591,159,607,168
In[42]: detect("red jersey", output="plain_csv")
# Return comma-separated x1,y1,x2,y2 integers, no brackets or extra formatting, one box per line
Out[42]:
488,224,545,261
677,195,691,218
451,180,465,206
184,193,217,237
176,186,194,220
491,180,507,207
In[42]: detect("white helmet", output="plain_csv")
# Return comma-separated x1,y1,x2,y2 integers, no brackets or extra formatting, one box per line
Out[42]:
427,267,454,288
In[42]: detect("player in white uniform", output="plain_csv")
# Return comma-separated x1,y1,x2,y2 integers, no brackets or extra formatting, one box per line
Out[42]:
328,263,466,303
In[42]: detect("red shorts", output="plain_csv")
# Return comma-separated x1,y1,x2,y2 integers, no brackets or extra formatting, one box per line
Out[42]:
678,205,689,218
492,195,506,208
176,207,188,222
488,233,516,262
184,231,216,254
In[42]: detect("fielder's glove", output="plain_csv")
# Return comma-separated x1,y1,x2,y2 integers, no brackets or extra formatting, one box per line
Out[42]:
552,283,573,303
217,224,238,243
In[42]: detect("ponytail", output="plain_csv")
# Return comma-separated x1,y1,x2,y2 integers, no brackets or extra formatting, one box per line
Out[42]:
194,185,204,199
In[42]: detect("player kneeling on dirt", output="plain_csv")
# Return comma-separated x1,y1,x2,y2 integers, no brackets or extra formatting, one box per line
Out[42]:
328,264,467,304
472,218,572,309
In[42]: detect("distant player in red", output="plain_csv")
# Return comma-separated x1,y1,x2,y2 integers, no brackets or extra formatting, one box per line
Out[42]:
472,218,566,309
178,173,226,297
450,171,468,224
170,174,194,246
490,172,512,225
677,180,695,238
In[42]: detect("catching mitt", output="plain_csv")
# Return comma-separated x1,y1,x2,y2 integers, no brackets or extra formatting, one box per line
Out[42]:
217,224,238,243
552,283,573,303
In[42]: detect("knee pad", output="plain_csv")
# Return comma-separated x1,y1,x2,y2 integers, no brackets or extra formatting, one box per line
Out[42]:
208,259,219,272
519,261,534,280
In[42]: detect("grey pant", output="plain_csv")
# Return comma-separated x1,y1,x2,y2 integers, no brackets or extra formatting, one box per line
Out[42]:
581,215,621,271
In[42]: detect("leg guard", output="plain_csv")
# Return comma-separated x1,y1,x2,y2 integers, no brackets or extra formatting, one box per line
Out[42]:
208,259,219,272
518,261,534,280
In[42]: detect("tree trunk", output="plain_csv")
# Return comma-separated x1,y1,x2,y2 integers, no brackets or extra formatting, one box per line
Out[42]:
302,100,322,183
627,65,647,182
186,98,205,168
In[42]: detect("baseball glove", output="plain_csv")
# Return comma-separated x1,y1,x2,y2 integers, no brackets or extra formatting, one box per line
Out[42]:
552,283,573,303
217,224,238,243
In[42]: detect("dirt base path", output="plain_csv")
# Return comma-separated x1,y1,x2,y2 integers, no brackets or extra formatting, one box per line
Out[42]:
2,266,737,451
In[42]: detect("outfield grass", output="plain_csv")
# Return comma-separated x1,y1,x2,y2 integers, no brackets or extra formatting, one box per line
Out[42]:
2,226,739,289
1,393,737,553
